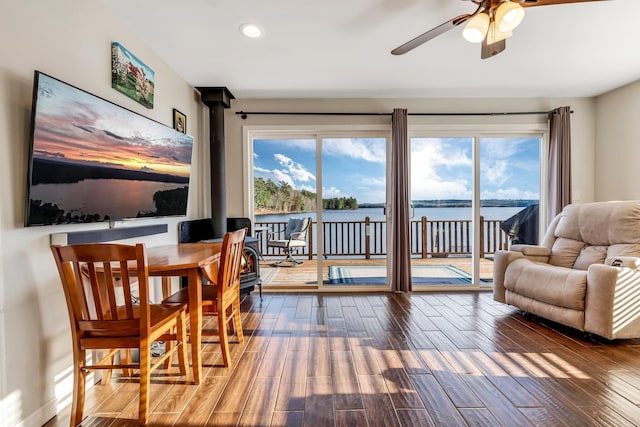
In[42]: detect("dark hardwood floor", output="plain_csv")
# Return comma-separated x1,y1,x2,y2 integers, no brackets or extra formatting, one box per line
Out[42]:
45,291,640,426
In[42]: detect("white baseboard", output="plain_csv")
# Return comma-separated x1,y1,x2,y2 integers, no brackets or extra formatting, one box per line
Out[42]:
11,397,57,427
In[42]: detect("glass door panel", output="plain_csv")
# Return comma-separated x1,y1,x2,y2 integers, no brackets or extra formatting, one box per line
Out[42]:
410,137,474,289
479,137,541,285
252,138,318,288
320,137,388,289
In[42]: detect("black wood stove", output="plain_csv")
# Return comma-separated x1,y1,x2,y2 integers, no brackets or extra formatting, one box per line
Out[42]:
178,217,262,297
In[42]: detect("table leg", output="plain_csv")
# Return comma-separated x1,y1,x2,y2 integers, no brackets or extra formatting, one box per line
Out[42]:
188,268,203,384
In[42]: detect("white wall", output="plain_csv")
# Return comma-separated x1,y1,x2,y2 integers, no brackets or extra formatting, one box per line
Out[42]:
223,97,597,216
0,1,206,425
594,80,640,200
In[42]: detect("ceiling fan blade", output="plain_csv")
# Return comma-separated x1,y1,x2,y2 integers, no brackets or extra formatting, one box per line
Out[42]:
391,14,471,55
521,0,610,7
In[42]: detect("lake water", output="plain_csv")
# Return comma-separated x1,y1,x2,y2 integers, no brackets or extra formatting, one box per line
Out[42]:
29,178,186,219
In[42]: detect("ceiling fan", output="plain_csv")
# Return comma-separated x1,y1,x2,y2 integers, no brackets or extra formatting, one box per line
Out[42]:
391,0,609,59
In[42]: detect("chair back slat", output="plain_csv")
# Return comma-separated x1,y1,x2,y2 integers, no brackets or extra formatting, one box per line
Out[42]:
218,228,247,294
119,260,135,318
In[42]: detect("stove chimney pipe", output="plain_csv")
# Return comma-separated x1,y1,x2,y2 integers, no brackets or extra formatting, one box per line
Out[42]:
195,86,235,238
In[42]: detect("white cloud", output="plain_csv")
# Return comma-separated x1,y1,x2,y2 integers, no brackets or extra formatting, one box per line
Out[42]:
254,166,294,187
483,160,510,185
410,138,472,199
322,186,344,198
481,188,539,200
322,138,386,163
274,153,316,182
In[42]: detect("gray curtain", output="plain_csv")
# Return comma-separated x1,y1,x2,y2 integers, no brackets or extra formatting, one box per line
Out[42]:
390,108,411,292
548,106,572,221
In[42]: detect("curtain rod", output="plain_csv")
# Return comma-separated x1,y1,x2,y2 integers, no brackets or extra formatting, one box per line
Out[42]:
235,110,568,119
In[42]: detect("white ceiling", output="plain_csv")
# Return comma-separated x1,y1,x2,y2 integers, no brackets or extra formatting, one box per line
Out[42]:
100,0,640,99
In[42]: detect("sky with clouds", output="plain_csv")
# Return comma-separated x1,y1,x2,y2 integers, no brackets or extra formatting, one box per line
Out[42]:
253,136,540,205
32,73,193,177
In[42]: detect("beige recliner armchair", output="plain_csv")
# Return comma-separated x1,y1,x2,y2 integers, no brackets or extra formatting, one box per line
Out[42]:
493,200,640,340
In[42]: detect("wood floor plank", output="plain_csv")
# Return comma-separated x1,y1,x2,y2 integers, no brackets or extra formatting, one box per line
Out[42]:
308,333,331,377
416,349,483,408
236,377,279,427
458,408,504,427
331,350,364,410
214,351,262,413
270,411,304,427
304,376,334,427
275,351,308,411
334,409,368,427
375,349,425,409
257,334,290,377
395,409,437,427
358,375,401,427
179,377,227,426
410,374,468,425
462,374,535,427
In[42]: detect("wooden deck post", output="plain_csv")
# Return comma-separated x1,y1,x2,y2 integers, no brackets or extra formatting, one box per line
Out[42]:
365,216,371,260
480,215,485,259
421,216,427,259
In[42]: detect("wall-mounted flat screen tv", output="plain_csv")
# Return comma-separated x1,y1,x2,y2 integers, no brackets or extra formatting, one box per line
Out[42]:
25,71,194,226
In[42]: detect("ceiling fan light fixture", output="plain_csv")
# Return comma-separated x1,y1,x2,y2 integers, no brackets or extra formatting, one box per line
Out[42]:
239,23,264,38
486,20,512,44
462,12,490,43
496,2,525,33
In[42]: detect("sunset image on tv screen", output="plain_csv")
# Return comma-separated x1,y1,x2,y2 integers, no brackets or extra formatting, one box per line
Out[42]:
26,72,194,226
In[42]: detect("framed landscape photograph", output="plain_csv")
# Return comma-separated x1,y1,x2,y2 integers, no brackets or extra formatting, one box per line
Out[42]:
111,42,155,108
173,109,186,134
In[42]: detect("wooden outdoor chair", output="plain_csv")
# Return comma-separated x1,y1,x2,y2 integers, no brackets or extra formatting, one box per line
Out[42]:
164,228,247,367
51,243,189,426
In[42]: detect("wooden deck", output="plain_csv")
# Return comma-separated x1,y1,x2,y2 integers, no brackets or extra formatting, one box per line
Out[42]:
259,257,495,289
45,292,640,426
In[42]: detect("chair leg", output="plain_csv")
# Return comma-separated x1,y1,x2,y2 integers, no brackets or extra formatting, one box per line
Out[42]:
234,297,244,344
138,341,151,425
218,309,231,367
102,351,114,384
121,349,133,378
71,350,86,427
176,310,188,376
163,330,175,370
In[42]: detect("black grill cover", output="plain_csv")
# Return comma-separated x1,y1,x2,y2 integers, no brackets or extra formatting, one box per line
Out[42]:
500,204,539,245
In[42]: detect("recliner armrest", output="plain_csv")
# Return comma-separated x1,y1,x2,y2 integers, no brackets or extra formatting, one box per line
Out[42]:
509,244,551,264
585,263,640,339
493,250,524,303
510,244,551,257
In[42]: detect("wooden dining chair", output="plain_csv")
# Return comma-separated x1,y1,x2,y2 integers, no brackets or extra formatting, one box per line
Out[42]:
164,227,247,366
51,243,189,426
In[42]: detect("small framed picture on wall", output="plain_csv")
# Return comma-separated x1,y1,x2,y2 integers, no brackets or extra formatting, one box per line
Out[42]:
173,109,186,134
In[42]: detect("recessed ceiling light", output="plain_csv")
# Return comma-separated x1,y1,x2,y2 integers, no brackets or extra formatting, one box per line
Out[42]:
239,23,263,38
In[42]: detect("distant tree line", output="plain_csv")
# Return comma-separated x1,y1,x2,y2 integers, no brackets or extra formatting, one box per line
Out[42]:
322,197,357,210
254,178,357,213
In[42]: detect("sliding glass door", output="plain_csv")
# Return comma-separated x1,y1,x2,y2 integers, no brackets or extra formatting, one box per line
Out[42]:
410,134,541,289
479,137,541,283
410,137,474,288
252,137,318,288
321,137,388,289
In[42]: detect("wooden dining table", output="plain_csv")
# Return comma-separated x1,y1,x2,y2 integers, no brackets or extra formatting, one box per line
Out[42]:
145,241,222,384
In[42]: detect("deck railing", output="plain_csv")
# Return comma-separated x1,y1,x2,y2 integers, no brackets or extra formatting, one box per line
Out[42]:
256,216,510,259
